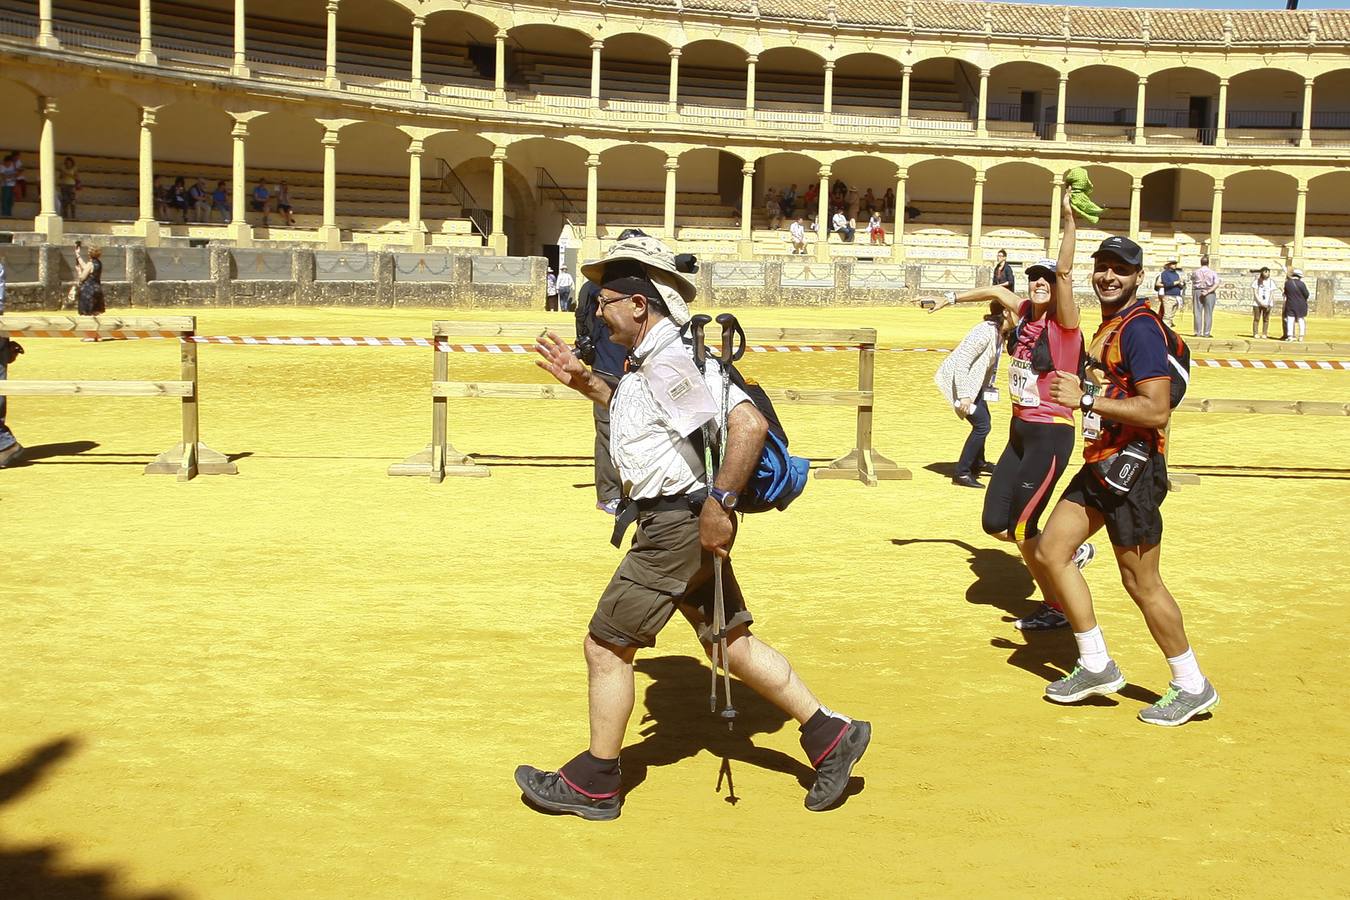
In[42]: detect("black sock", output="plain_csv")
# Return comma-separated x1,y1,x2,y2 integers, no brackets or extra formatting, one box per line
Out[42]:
799,709,849,767
559,750,622,800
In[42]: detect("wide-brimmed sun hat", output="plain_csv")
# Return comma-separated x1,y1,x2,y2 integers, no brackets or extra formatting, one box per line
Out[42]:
581,234,697,324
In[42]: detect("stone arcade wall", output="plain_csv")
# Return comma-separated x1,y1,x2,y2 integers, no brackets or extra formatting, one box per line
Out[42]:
0,244,1344,315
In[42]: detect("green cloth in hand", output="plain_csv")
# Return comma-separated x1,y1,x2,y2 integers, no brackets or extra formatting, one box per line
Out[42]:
1065,167,1104,224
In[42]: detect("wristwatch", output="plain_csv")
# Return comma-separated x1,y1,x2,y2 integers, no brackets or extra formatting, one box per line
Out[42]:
709,486,739,510
1079,392,1095,412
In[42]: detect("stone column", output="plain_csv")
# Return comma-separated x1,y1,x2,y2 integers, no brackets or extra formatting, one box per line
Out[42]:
890,166,907,262
1047,176,1061,255
494,29,506,102
1300,77,1314,148
975,68,989,137
1208,178,1224,265
37,0,59,48
590,40,603,108
320,127,340,248
1134,75,1147,145
744,54,757,122
136,107,160,245
410,15,425,98
823,60,835,122
1055,73,1067,142
323,0,340,89
1129,176,1142,240
1293,180,1308,268
232,0,249,77
137,0,157,64
663,155,678,240
969,171,985,264
229,120,252,246
739,161,755,255
407,139,425,251
815,165,830,263
1215,77,1229,148
667,47,681,107
34,97,61,244
584,153,600,240
490,147,507,255
899,65,912,132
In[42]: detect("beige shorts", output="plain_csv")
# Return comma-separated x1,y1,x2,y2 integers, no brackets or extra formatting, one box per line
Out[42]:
589,506,752,648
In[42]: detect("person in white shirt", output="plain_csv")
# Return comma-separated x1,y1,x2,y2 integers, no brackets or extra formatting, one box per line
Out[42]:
789,216,806,255
831,209,854,243
518,235,870,821
556,264,575,313
934,302,1011,487
1251,266,1274,339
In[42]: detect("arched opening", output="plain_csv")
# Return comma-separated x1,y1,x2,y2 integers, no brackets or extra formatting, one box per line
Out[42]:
507,138,588,255
1220,169,1297,271
596,144,670,239
1079,166,1131,235
1226,69,1304,147
675,39,747,110
245,112,323,228
150,101,234,226
1138,168,1214,264
833,53,904,116
0,79,42,221
908,57,978,135
757,47,825,114
675,147,739,235
905,157,977,259
49,86,139,223
1145,67,1221,144
506,24,593,103
1063,65,1138,142
333,121,410,233
1305,170,1350,271
53,0,139,56
987,62,1060,140
335,0,413,87
600,32,672,106
241,0,327,79
757,152,823,226
829,156,901,222
422,10,498,90
983,161,1058,262
424,131,500,250
1311,69,1350,145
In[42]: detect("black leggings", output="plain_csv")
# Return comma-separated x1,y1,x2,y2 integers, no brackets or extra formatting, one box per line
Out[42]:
982,418,1076,542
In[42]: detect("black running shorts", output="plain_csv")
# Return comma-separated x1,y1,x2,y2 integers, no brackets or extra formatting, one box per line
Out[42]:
1060,451,1168,548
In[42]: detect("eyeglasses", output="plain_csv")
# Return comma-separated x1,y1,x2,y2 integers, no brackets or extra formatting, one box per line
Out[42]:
597,292,639,311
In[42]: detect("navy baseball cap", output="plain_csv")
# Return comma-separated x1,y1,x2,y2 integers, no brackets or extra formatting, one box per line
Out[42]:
1091,235,1144,268
1024,258,1057,280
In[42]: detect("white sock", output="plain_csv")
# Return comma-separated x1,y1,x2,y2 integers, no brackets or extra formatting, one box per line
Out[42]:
1167,648,1206,694
1073,626,1112,674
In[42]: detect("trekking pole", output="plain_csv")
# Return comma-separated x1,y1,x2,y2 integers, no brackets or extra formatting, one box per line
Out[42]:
687,315,721,715
713,313,741,729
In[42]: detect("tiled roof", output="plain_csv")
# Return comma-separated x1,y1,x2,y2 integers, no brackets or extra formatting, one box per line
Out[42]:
599,0,1350,45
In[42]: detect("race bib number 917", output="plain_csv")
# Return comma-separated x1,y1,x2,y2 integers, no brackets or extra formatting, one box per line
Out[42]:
1009,357,1040,407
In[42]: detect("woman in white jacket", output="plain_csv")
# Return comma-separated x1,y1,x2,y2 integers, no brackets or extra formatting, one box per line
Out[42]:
935,302,1012,488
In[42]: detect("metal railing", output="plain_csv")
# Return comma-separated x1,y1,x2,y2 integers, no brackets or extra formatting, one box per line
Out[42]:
1228,110,1302,129
436,159,487,239
0,12,36,39
536,167,582,226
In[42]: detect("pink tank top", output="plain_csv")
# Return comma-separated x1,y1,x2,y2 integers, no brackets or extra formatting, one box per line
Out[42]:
1009,301,1080,425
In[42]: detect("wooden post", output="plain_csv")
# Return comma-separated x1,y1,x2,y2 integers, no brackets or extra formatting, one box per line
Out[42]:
817,338,909,484
388,334,487,479
1163,421,1199,490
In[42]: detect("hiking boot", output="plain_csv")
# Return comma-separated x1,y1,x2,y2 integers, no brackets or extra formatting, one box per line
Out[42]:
1014,603,1069,631
514,765,621,821
1045,661,1126,703
0,442,24,468
805,719,871,812
1072,542,1097,570
1138,680,1219,727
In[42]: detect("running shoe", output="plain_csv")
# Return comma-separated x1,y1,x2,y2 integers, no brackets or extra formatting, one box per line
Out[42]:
1045,661,1126,703
805,719,871,812
1014,603,1069,631
1072,542,1097,570
596,498,621,515
0,442,24,468
514,765,622,821
1138,680,1219,727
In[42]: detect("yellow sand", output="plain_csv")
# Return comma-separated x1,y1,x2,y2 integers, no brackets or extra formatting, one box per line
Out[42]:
2,306,1348,899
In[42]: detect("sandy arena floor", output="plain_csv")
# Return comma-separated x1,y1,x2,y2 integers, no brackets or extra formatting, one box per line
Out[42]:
2,305,1348,898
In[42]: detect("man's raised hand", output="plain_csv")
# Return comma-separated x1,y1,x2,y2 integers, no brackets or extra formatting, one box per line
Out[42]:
534,330,589,391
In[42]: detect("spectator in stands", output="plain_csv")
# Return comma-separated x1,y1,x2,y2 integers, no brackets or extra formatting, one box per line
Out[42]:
557,264,575,313
883,187,896,218
1190,254,1219,338
764,188,782,230
832,177,845,197
780,183,797,219
803,181,819,213
789,216,807,255
546,266,559,312
1154,259,1184,327
251,178,271,226
867,210,885,246
58,156,80,220
153,176,171,221
188,177,211,222
862,188,877,213
831,208,854,243
992,249,1014,292
1281,268,1309,343
1251,266,1274,339
275,181,295,226
169,177,190,223
211,180,231,223
844,185,861,223
0,255,22,468
0,152,16,217
11,152,24,202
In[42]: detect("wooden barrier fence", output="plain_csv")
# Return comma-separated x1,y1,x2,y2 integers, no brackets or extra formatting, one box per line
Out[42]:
0,315,237,481
389,320,910,486
1169,396,1350,487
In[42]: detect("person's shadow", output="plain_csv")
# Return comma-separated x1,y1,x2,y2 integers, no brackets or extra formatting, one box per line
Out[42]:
0,737,180,899
619,656,862,806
